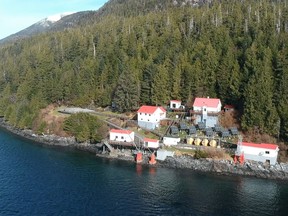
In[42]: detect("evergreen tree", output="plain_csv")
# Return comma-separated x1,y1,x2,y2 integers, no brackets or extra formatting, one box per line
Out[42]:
140,62,155,104
242,48,279,135
216,47,241,104
113,69,140,112
63,113,106,143
171,66,181,100
151,63,170,105
0,0,288,139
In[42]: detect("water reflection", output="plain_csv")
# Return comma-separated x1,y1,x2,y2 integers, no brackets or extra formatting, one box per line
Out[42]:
1,128,288,216
235,178,280,215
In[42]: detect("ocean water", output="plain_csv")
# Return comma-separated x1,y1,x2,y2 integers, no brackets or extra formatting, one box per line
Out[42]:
0,128,288,216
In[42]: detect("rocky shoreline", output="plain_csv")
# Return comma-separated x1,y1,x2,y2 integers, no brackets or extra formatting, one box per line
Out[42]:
0,118,100,153
158,155,288,181
1,118,288,181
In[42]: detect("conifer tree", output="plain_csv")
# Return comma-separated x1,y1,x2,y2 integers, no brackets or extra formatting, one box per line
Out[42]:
171,66,181,100
151,63,170,105
140,62,155,104
242,48,279,135
113,69,140,112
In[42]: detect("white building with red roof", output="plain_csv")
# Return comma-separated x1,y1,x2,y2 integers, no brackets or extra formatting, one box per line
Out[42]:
236,142,279,165
143,138,159,149
170,100,182,109
192,97,222,127
109,129,134,143
137,105,166,130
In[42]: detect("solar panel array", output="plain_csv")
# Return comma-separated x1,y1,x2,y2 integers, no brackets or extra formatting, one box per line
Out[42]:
179,122,188,130
214,124,223,132
197,122,206,130
230,127,239,135
189,126,197,134
221,129,231,138
205,127,214,136
170,126,179,135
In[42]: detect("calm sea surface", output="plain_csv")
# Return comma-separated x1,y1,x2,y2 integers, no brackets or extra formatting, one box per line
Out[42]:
0,128,288,216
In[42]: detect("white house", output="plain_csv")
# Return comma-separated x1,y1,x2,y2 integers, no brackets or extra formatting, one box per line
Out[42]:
163,136,181,146
143,138,159,149
236,142,279,165
137,105,166,130
170,100,182,109
192,97,222,128
109,129,134,143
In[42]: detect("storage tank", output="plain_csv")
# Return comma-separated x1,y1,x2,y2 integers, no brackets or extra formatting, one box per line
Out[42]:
194,138,201,146
187,137,194,145
136,152,143,163
209,139,217,147
202,138,208,146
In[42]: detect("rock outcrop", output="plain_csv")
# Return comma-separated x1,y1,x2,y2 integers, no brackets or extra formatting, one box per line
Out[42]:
159,155,288,180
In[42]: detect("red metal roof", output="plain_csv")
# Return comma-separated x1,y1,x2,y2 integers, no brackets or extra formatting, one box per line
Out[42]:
137,105,166,114
224,104,235,109
241,142,278,150
110,129,133,134
170,100,181,103
193,97,221,108
144,138,159,143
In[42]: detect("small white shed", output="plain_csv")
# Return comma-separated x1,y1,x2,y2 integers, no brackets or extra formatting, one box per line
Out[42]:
143,138,159,149
156,149,175,161
170,100,182,109
163,136,181,146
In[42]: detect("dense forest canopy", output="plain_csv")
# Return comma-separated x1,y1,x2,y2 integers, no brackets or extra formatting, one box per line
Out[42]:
0,0,288,141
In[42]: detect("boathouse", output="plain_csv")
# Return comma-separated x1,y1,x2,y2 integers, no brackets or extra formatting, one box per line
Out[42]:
137,105,166,130
236,142,279,165
192,97,222,128
109,129,134,143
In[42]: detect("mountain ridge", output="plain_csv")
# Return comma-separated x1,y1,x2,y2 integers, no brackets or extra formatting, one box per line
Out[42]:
0,0,206,45
0,0,286,140
0,11,97,44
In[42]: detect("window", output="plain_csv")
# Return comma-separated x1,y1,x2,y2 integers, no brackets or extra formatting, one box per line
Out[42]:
141,118,143,121
115,136,118,139
121,136,124,139
265,151,270,154
145,113,147,115
140,113,142,115
149,114,151,116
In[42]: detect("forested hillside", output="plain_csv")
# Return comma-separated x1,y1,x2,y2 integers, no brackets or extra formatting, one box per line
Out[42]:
0,0,288,141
